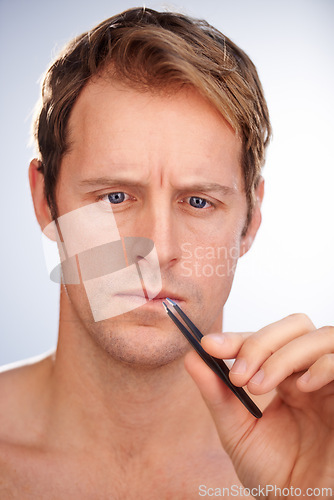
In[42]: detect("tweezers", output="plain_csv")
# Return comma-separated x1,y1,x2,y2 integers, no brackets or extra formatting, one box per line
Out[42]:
162,298,262,419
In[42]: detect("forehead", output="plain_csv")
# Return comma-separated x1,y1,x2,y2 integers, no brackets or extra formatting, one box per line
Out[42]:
64,78,243,189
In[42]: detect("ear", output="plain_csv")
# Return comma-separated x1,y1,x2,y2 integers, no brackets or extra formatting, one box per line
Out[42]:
29,159,53,231
239,177,265,257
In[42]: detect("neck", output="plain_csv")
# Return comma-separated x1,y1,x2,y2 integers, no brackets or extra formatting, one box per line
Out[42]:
46,288,220,461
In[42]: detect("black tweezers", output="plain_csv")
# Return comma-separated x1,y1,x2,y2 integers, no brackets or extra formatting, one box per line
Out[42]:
163,298,262,419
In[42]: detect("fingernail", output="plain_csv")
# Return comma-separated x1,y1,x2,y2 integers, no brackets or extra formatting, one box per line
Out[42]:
250,369,264,385
230,358,247,375
299,370,311,384
203,333,225,345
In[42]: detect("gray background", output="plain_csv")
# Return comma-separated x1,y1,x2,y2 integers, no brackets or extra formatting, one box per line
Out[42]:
0,0,333,366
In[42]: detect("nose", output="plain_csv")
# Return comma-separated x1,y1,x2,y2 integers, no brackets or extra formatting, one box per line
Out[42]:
136,199,183,272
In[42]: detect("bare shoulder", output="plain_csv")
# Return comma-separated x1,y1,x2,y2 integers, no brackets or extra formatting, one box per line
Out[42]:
0,353,54,446
0,354,56,496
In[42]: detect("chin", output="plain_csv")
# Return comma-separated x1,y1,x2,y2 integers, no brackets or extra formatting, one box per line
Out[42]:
86,310,191,368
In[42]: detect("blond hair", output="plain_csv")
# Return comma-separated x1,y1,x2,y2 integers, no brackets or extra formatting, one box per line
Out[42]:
34,7,271,231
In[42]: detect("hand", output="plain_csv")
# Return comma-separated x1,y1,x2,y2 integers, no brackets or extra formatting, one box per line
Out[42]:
184,314,334,496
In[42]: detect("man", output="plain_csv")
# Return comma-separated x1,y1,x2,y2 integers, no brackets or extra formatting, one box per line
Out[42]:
0,7,333,499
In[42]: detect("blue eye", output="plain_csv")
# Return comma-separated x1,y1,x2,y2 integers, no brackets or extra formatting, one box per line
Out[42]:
189,196,210,209
107,192,126,204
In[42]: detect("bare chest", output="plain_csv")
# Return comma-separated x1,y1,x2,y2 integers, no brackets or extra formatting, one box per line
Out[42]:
0,446,247,500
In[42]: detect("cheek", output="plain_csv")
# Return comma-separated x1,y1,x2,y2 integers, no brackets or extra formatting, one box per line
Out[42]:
178,232,241,291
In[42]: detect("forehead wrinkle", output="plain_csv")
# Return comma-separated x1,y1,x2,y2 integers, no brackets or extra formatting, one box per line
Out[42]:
65,81,244,196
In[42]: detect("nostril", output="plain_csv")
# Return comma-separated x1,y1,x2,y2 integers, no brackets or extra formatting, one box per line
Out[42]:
123,236,155,265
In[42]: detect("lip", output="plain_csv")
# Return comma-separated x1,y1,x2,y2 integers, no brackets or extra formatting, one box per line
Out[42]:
153,291,184,302
116,290,184,303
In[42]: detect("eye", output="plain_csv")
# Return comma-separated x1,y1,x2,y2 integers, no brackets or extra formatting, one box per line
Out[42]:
102,192,130,204
188,196,212,209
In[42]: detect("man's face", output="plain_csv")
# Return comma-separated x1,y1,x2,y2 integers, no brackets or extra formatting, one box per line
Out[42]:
54,78,250,367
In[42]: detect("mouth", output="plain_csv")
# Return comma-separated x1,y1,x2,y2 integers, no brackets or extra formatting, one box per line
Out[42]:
152,291,184,302
115,290,184,306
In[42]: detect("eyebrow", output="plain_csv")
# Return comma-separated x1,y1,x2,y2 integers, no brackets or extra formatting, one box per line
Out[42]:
178,182,237,197
78,177,145,188
78,177,237,196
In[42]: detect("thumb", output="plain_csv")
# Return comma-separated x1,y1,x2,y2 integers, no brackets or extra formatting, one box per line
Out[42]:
184,350,260,458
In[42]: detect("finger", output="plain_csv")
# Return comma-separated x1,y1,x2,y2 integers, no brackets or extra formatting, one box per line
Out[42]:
227,313,316,387
201,331,253,359
247,326,334,394
297,353,334,392
184,350,258,458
